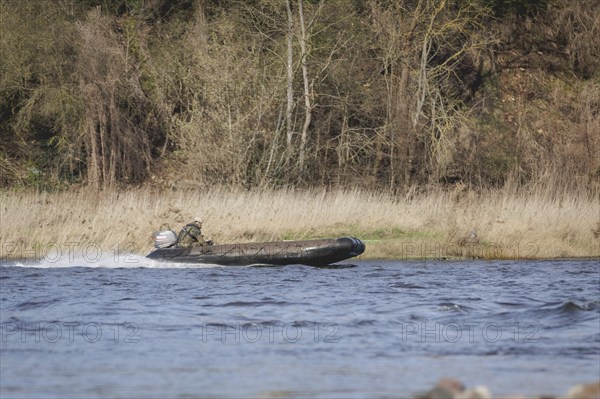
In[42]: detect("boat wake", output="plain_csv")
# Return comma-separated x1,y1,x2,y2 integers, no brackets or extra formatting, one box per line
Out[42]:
3,253,227,269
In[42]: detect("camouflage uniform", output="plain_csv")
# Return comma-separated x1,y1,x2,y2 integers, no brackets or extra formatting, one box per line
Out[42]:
178,222,208,247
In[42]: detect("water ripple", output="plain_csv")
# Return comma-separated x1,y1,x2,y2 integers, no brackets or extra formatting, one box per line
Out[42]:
0,259,598,398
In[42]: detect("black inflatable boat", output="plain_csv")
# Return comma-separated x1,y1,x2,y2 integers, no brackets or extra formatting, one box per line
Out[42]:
146,236,365,266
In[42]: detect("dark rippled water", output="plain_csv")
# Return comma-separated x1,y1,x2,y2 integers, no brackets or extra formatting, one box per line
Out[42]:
1,257,599,398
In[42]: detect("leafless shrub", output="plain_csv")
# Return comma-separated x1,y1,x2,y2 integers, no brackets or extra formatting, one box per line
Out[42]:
369,0,493,189
76,8,155,188
548,0,600,79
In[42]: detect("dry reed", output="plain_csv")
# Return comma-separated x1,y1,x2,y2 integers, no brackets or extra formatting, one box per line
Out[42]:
1,187,598,260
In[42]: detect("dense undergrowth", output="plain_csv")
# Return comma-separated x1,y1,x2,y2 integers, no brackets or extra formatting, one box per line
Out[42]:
1,0,598,192
2,1,599,259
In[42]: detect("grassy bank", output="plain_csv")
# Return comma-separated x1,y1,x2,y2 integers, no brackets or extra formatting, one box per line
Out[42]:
1,187,598,261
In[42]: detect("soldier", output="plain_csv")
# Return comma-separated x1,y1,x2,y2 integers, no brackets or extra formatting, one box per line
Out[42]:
178,216,211,247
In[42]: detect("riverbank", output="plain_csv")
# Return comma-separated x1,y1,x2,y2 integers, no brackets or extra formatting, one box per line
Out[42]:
1,187,598,261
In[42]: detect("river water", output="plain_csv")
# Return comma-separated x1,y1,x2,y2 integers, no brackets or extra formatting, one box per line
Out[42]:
1,256,598,398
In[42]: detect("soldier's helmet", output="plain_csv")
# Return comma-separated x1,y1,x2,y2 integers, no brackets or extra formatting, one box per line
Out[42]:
194,216,203,224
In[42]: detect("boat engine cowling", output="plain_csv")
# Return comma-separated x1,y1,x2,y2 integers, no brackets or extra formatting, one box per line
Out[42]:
153,230,178,248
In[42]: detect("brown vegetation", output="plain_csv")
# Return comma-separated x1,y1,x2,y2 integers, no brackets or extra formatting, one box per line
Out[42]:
1,2,599,260
0,0,598,192
1,186,598,260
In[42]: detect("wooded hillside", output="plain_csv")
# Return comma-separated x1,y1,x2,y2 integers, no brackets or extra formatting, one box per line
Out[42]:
1,0,598,192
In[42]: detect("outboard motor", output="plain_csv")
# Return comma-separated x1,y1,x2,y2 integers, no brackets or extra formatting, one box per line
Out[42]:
153,230,178,249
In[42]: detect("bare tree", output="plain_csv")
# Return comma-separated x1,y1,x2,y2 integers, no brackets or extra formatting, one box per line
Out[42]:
297,0,312,176
371,0,491,189
285,0,295,161
76,8,153,188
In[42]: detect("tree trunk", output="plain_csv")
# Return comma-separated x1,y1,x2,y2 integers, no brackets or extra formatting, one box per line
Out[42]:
285,0,294,161
398,64,412,188
298,0,312,177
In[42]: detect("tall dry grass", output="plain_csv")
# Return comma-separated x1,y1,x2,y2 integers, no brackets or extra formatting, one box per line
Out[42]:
0,186,598,260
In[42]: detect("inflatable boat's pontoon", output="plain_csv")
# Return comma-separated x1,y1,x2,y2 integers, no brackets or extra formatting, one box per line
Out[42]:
146,236,365,266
